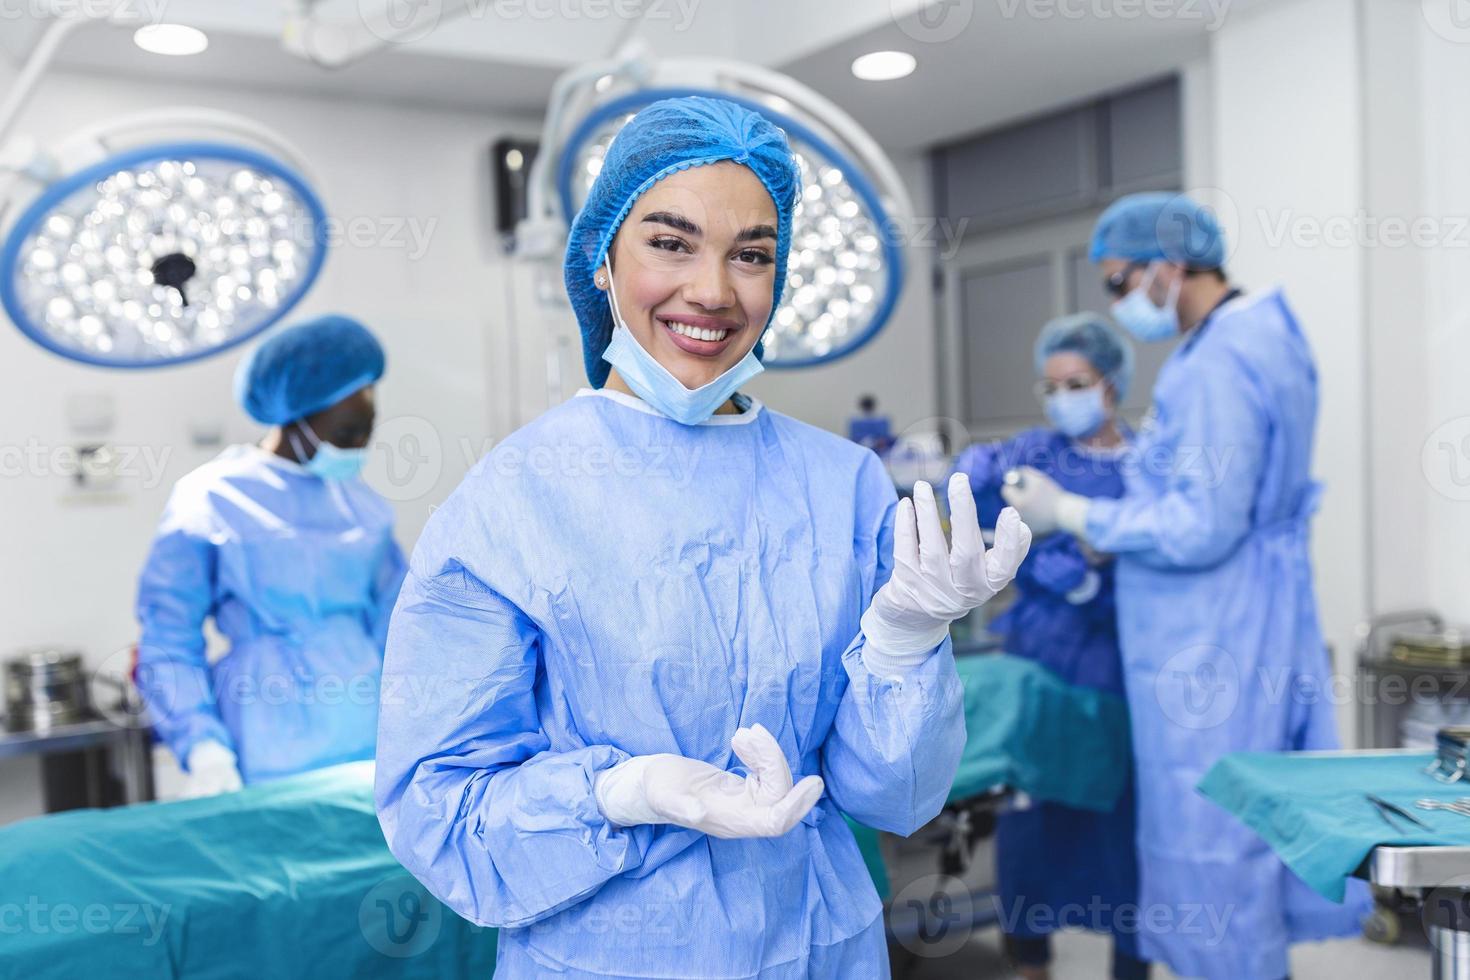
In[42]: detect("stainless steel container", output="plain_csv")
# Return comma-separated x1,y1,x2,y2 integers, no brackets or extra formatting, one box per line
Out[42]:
4,648,90,733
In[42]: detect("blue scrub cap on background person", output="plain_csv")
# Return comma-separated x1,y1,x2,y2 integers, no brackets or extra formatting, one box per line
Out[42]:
1034,312,1135,401
1088,192,1227,269
234,314,385,425
563,95,801,389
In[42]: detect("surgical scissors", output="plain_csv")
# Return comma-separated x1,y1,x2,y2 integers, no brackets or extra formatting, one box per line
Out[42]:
1366,794,1431,832
1416,798,1470,818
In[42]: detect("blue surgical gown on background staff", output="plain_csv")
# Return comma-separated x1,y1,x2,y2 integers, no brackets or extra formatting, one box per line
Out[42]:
1082,288,1367,980
136,445,406,784
375,389,966,980
954,428,1141,960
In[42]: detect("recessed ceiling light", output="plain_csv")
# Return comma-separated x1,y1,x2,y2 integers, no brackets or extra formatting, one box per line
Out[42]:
851,51,916,82
133,24,209,57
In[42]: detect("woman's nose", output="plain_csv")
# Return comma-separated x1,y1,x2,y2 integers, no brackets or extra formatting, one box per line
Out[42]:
683,255,735,310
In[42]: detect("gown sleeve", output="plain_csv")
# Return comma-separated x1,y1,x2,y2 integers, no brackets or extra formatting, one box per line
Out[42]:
374,482,695,930
1083,346,1268,570
819,454,967,837
951,440,1010,528
369,535,408,652
134,484,232,765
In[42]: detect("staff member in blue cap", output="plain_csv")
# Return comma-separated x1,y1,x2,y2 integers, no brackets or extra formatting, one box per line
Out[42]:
135,314,405,795
374,96,1031,979
1000,193,1366,980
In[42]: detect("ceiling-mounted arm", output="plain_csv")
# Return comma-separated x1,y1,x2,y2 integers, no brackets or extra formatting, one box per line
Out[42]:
281,0,480,69
0,16,85,150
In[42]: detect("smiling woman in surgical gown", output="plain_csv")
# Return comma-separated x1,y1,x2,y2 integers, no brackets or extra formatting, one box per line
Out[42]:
374,96,1031,979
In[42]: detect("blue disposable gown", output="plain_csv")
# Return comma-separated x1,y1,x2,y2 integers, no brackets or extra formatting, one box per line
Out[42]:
1082,289,1367,979
135,445,406,783
954,428,1140,957
375,389,966,979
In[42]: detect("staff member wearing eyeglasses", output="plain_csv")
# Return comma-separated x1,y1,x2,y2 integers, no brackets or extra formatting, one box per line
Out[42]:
999,193,1366,980
953,312,1146,980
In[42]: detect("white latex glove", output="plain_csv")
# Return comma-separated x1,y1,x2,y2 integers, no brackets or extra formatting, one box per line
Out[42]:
1000,466,1091,538
182,740,243,798
859,473,1033,670
594,724,824,839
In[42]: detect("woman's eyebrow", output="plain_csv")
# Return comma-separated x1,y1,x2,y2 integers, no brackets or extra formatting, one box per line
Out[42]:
736,224,778,243
641,211,700,235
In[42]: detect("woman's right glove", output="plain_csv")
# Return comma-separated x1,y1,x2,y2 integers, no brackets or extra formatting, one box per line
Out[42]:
594,724,823,839
860,472,1032,673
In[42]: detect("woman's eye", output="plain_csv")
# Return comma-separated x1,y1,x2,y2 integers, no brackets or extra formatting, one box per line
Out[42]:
735,249,773,265
648,236,690,253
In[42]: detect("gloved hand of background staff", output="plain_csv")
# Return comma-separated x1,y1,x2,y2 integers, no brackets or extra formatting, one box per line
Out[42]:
594,724,824,839
999,466,1091,538
859,472,1032,668
182,740,244,798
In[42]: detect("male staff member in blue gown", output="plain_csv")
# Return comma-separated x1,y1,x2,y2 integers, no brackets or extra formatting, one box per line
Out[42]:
1001,193,1366,980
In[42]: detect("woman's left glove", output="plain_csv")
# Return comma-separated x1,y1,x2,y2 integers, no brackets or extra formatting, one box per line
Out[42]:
860,473,1032,673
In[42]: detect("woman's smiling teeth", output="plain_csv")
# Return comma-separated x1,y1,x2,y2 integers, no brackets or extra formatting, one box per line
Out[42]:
662,319,731,342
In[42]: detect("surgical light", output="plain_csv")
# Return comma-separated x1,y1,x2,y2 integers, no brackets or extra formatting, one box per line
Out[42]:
0,16,328,368
851,51,916,82
3,142,326,366
132,24,209,57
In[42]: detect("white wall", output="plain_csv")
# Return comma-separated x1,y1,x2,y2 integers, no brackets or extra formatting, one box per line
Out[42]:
1207,0,1369,720
1420,3,1470,624
0,67,940,822
1362,0,1433,616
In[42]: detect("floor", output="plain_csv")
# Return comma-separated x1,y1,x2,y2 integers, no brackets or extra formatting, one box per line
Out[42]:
881,825,1432,980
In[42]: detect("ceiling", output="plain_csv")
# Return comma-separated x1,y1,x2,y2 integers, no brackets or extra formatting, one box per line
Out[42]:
0,0,1265,150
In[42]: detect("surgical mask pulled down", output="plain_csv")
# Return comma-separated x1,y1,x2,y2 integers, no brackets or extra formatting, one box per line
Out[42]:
1044,384,1109,438
290,419,368,480
599,257,764,425
1111,263,1181,343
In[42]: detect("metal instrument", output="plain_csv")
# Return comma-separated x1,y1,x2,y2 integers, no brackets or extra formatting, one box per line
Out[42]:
1417,799,1470,818
3,648,90,733
1367,793,1431,832
1429,727,1470,784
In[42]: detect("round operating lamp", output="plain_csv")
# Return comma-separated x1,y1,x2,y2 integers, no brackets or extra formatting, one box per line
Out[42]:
554,87,906,369
1,141,326,368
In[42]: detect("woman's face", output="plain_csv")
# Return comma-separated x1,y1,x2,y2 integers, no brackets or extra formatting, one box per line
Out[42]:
599,161,779,390
1042,351,1116,415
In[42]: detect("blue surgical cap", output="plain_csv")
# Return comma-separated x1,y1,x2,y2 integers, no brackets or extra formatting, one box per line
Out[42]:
1088,192,1227,268
1034,312,1135,401
563,96,801,388
234,314,385,425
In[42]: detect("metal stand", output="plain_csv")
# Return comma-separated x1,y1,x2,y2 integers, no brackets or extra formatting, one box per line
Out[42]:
1431,923,1470,980
0,717,154,812
1371,846,1470,980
